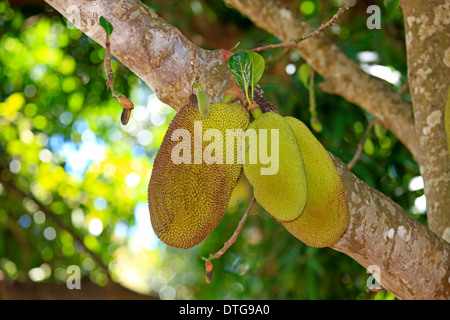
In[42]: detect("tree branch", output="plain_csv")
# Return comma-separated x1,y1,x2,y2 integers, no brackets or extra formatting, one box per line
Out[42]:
222,0,419,161
331,155,450,300
400,0,450,240
43,0,450,299
251,6,349,52
44,0,230,111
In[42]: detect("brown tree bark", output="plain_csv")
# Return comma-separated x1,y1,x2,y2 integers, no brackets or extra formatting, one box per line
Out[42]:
331,156,449,300
401,0,450,240
0,278,156,300
44,0,229,112
42,0,450,299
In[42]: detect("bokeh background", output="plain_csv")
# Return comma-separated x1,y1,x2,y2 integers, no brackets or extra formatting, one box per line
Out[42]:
0,0,424,299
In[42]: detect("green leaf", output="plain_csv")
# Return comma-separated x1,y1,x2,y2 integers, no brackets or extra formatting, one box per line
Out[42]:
99,16,114,35
228,51,252,98
246,50,265,100
227,50,265,103
298,63,311,88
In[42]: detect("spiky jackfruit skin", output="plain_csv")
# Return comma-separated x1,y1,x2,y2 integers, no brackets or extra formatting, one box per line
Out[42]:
282,117,350,247
148,102,250,249
243,112,308,222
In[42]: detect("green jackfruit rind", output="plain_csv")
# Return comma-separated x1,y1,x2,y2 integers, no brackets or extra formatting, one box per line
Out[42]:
282,117,350,248
243,112,308,222
148,102,250,249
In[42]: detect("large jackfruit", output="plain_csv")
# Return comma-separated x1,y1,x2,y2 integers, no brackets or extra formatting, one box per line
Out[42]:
243,112,308,222
148,102,250,249
282,117,350,247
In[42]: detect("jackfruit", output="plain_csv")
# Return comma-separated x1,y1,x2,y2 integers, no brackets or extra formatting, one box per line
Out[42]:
243,112,308,222
197,90,210,118
282,117,350,247
148,102,250,249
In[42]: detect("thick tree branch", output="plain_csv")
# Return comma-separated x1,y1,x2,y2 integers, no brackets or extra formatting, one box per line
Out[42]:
43,0,450,299
44,0,230,111
401,0,450,240
331,156,450,300
222,0,419,161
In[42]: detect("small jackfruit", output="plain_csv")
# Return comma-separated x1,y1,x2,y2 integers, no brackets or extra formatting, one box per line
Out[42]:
243,112,308,222
282,117,350,247
197,91,210,118
148,102,250,249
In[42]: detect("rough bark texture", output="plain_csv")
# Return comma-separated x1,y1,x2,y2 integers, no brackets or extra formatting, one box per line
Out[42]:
41,0,450,299
331,156,449,300
223,0,419,161
45,0,230,111
401,0,450,240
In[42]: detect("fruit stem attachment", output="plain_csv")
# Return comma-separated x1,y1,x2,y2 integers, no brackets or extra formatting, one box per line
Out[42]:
222,76,247,105
101,23,134,125
222,93,236,104
248,101,262,120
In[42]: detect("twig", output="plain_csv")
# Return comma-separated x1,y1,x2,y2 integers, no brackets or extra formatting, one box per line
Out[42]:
204,197,256,283
308,68,323,132
102,27,134,125
209,197,256,261
103,33,116,92
251,6,349,53
1,176,113,283
398,82,409,96
347,119,378,169
309,68,315,110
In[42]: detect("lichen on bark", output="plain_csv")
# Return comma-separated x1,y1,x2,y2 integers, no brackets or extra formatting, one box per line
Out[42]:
401,0,450,239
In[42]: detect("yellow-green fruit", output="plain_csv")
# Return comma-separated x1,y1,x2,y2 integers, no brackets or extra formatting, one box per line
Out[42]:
148,102,250,249
243,112,307,222
197,91,210,118
282,117,350,247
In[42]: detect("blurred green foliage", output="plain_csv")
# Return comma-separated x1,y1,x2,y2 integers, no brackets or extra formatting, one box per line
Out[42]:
0,0,423,300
